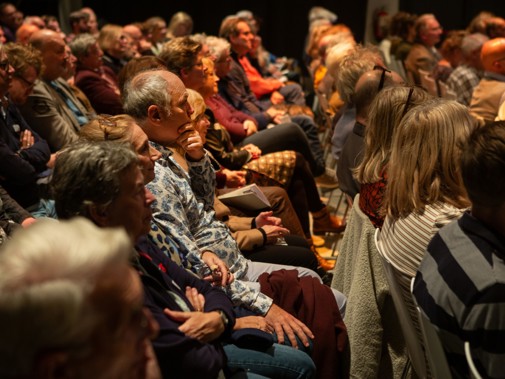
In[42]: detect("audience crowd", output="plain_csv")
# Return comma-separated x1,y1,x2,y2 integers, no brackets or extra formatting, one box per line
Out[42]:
0,3,504,379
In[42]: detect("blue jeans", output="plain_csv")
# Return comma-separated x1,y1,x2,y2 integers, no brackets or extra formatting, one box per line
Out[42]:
27,198,57,219
223,342,316,379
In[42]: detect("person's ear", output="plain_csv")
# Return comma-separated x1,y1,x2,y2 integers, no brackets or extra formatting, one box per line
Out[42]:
180,67,189,80
147,104,162,124
35,351,70,379
89,204,109,227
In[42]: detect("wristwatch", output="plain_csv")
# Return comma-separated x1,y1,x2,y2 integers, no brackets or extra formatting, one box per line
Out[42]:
217,310,229,328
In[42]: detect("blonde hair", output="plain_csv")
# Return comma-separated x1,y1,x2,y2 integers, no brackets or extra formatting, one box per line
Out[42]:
384,98,473,218
97,24,123,53
186,88,206,121
355,86,431,183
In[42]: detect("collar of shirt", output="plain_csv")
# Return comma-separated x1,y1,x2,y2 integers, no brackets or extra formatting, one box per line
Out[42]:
460,211,505,261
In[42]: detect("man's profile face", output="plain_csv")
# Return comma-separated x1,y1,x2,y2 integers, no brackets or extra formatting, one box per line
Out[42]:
155,72,194,144
230,21,254,55
106,164,155,241
421,18,443,47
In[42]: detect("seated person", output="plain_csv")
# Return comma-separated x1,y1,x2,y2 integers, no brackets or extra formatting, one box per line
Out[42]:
79,113,321,274
98,24,129,75
337,66,403,199
52,140,317,379
198,59,343,239
69,33,123,115
204,35,327,177
19,29,95,152
219,16,306,107
0,217,160,379
121,69,347,340
1,42,54,217
413,121,505,379
0,185,36,245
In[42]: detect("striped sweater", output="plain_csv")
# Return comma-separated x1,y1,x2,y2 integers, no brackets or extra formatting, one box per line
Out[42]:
414,212,505,379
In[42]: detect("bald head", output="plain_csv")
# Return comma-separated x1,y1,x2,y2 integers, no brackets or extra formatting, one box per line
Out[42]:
29,29,64,50
481,37,505,73
353,68,404,120
15,23,39,45
29,29,68,81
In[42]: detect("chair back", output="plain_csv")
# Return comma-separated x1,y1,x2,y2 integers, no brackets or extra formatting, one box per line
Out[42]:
411,278,453,379
374,229,428,378
464,341,483,379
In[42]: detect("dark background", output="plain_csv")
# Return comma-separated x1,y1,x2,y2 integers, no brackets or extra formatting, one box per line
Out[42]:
10,1,505,64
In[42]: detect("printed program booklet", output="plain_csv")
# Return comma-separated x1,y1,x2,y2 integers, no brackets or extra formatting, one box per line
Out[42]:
217,184,271,211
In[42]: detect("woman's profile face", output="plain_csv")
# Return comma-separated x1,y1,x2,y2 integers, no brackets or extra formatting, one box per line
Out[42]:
130,123,161,183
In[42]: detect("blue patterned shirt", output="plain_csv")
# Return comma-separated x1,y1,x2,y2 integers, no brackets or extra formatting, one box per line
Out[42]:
147,142,273,315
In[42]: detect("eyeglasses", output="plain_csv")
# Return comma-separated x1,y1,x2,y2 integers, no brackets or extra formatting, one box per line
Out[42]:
373,65,391,92
0,60,10,71
401,87,415,118
14,74,36,89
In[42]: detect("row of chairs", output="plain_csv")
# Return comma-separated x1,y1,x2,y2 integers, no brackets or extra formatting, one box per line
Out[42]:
330,195,482,378
375,228,483,379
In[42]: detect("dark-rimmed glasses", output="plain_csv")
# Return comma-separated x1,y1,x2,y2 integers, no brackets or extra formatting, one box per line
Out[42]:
0,60,9,71
373,64,391,92
98,115,117,140
14,73,36,89
401,87,415,118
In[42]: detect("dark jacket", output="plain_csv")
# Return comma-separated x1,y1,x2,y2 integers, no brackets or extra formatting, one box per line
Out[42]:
205,120,251,171
74,66,123,115
135,237,235,379
0,101,50,207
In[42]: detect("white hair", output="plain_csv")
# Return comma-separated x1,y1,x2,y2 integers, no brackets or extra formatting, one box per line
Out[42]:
308,6,338,24
206,35,231,61
325,40,357,75
0,217,132,377
461,32,489,57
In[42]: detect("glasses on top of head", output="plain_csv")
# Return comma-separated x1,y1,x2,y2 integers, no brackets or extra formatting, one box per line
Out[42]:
97,115,117,140
14,73,36,89
373,64,391,92
0,59,10,71
401,86,415,119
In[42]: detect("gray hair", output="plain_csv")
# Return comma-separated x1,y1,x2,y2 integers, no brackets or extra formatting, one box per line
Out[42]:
205,36,231,61
335,45,382,104
461,32,489,57
122,70,173,122
0,217,131,378
308,6,338,25
415,13,437,37
69,33,97,60
51,141,138,219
